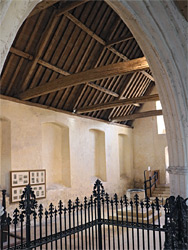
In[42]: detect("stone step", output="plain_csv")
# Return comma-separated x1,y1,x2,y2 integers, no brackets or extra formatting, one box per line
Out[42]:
152,191,170,196
110,211,161,224
111,215,159,224
152,193,169,197
154,188,170,191
150,196,164,200
153,188,170,191
157,184,170,188
151,196,169,200
117,208,153,218
149,197,165,205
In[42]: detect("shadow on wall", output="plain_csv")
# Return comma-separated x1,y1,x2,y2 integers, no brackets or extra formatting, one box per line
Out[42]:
0,117,11,193
42,122,71,189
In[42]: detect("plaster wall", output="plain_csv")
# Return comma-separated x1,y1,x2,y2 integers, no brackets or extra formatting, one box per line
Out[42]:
0,0,187,197
0,118,11,190
118,134,132,179
42,122,71,188
89,129,107,181
133,88,167,188
0,98,134,210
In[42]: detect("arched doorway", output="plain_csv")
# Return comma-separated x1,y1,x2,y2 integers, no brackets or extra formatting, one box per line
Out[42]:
0,0,187,197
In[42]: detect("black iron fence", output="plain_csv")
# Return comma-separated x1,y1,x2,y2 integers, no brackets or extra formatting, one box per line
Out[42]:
1,180,188,250
144,171,158,198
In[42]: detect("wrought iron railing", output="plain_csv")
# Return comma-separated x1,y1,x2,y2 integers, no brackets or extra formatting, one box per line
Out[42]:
144,170,158,198
0,180,188,250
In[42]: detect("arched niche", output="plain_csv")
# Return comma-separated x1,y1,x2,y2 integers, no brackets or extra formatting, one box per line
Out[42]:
42,122,71,188
118,134,132,179
0,0,187,196
89,129,107,182
0,117,11,193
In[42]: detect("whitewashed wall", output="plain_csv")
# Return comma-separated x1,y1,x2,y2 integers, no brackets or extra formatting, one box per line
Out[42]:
0,98,134,210
133,87,167,188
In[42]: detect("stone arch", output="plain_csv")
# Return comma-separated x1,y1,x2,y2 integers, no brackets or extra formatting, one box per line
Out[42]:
107,0,188,197
0,0,187,196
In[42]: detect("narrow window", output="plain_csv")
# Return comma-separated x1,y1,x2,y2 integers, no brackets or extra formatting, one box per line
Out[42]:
156,101,166,134
165,146,170,184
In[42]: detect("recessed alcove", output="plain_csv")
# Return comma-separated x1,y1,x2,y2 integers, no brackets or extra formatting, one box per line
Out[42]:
89,129,107,182
0,117,11,193
42,122,71,188
118,134,132,179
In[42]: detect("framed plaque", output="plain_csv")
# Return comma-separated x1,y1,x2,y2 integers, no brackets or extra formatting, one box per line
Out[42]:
11,171,29,187
10,170,46,203
30,170,45,185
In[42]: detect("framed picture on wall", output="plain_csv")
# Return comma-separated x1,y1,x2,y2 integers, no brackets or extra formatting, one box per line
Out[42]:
10,170,46,203
31,184,46,199
11,171,29,187
11,186,25,203
30,170,46,184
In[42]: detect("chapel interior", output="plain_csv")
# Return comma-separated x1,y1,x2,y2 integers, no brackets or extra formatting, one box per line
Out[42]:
0,0,187,210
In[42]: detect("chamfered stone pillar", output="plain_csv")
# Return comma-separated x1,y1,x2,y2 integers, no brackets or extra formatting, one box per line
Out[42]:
168,167,188,198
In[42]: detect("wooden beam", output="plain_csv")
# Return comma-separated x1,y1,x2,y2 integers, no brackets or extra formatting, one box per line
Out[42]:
10,47,70,76
38,60,119,97
10,47,33,60
108,47,129,61
76,94,159,114
10,46,119,98
21,10,58,91
57,1,89,16
64,12,105,45
18,57,149,100
87,82,119,97
140,70,155,81
28,1,59,18
106,34,134,47
65,13,156,82
9,47,153,107
111,110,163,122
38,59,69,76
64,12,129,61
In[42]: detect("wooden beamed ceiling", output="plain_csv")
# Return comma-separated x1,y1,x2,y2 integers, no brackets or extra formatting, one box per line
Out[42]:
0,0,159,126
18,57,149,100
